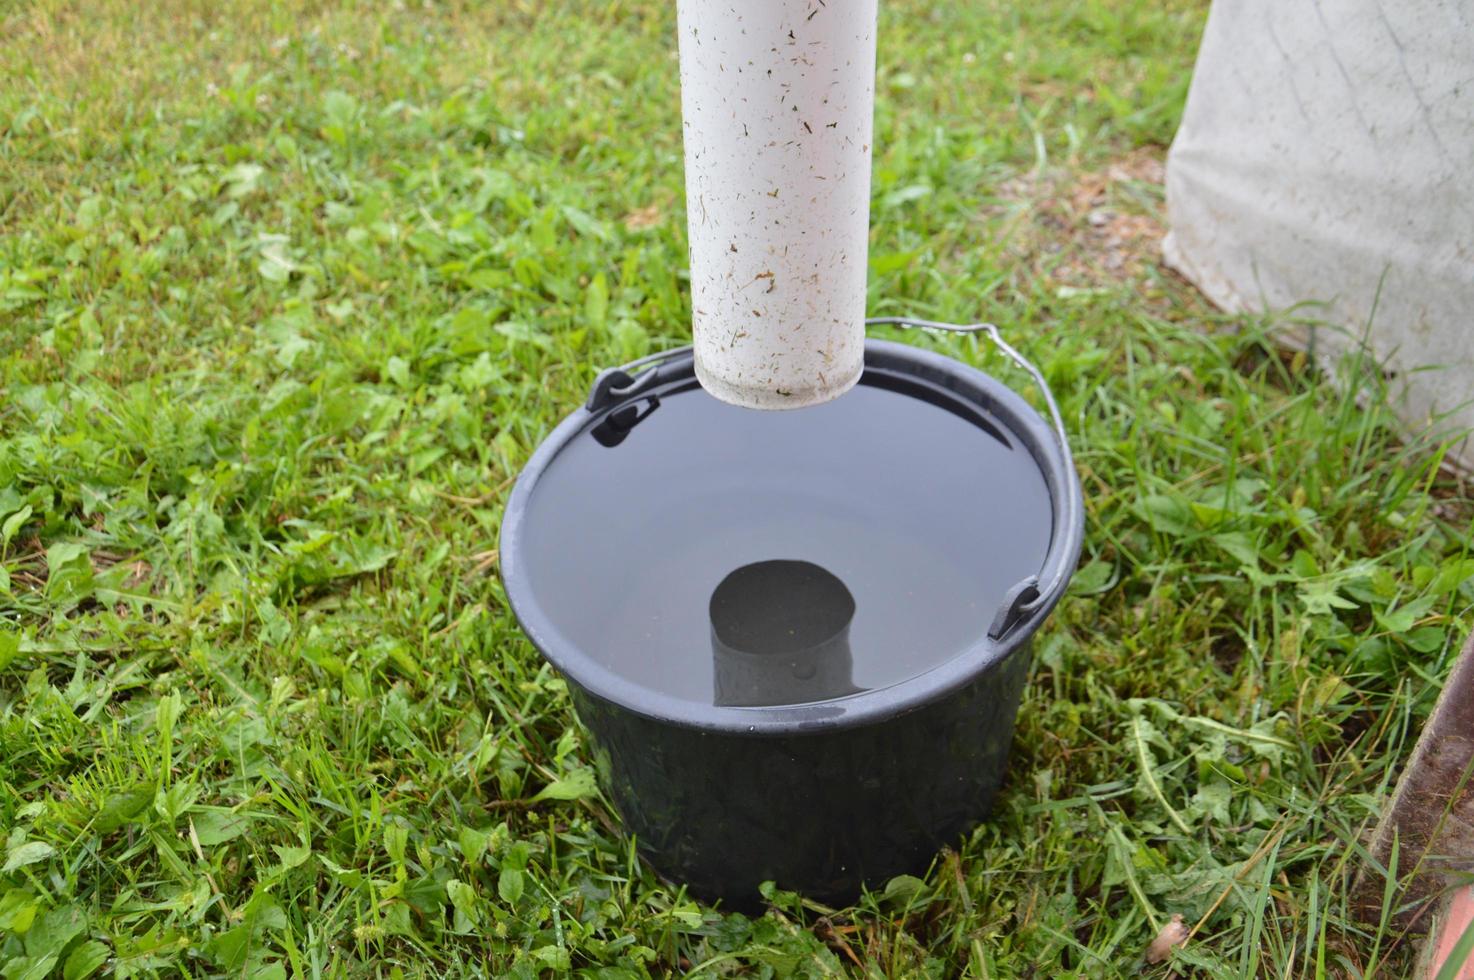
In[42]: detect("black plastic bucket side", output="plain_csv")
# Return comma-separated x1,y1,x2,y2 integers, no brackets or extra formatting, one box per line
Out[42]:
572,639,1031,908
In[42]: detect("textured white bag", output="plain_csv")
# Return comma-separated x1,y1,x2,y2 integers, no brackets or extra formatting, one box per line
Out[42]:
1164,0,1474,462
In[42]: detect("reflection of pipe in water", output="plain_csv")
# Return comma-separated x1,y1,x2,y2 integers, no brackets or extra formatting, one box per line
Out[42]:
710,559,864,707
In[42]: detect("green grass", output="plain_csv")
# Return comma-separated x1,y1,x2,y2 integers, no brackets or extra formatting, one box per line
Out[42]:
2,0,1470,976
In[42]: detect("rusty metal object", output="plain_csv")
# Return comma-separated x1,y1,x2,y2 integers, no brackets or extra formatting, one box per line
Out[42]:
1357,633,1474,926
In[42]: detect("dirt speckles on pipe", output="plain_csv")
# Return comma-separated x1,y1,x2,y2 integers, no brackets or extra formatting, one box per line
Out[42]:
676,0,878,409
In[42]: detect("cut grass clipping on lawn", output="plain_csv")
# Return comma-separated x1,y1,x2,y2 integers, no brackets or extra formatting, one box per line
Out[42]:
3,0,1472,976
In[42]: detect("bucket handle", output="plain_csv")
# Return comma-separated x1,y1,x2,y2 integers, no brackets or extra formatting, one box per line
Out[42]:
586,347,692,411
865,317,1078,640
584,319,1080,640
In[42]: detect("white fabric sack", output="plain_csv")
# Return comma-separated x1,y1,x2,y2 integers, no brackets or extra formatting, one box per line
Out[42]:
1164,0,1474,463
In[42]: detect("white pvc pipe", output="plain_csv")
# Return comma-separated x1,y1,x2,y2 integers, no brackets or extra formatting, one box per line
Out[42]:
677,0,879,409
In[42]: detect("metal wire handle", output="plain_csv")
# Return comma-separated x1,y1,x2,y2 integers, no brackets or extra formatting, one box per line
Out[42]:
585,346,693,410
864,317,1072,461
586,318,1080,637
592,320,1070,462
866,316,1079,635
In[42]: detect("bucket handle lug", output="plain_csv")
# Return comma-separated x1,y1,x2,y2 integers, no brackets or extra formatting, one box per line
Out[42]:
586,347,692,412
988,576,1040,640
867,316,1079,640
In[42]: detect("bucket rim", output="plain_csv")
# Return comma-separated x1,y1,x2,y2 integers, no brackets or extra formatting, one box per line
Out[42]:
498,337,1084,735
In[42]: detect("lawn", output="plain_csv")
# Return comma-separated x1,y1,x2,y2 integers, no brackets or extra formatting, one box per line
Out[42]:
2,0,1471,976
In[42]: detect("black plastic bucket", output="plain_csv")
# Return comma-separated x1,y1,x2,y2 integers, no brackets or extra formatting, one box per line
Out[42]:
500,330,1082,905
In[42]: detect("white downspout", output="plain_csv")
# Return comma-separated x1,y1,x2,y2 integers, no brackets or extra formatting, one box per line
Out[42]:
676,0,879,409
